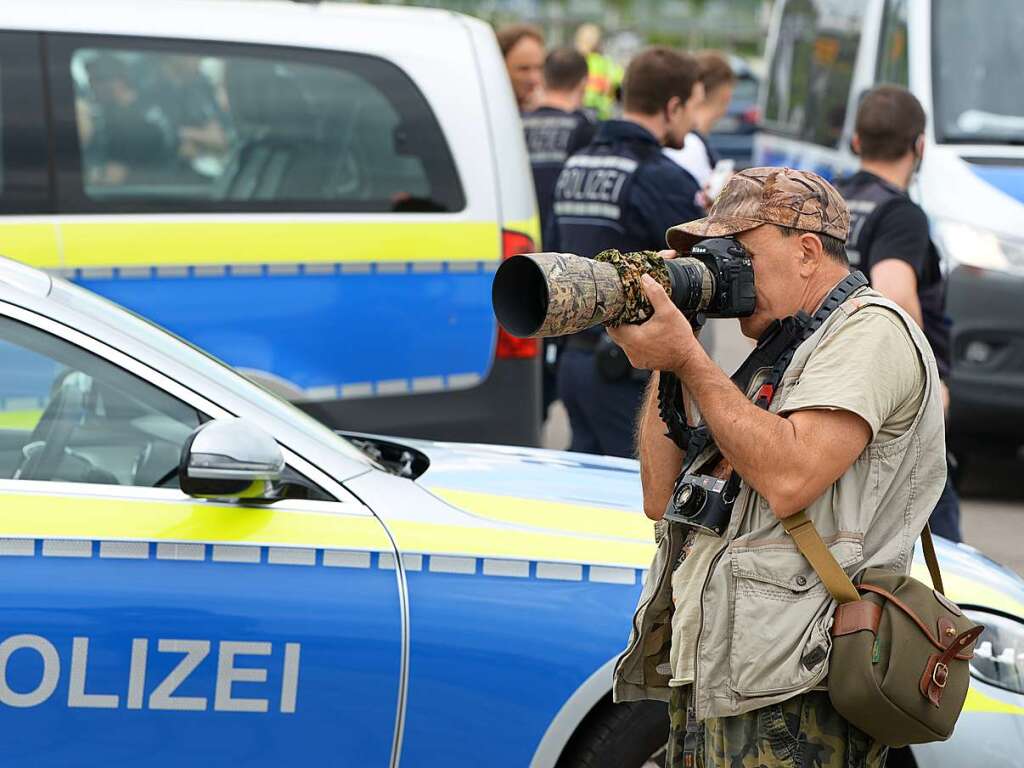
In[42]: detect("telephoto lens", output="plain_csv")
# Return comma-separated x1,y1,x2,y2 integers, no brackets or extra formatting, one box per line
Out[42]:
491,237,755,338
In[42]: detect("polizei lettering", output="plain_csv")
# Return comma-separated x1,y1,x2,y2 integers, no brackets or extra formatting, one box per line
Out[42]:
0,635,300,713
554,166,630,205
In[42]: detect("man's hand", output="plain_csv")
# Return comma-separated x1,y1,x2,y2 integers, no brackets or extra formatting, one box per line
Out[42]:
607,274,701,373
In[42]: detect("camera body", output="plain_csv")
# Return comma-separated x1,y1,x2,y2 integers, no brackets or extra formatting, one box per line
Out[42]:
664,471,737,536
668,237,757,318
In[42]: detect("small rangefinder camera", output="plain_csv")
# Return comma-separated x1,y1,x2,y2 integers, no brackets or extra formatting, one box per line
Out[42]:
664,471,737,536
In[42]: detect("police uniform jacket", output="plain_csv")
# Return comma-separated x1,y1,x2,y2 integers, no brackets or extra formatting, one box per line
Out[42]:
551,120,703,256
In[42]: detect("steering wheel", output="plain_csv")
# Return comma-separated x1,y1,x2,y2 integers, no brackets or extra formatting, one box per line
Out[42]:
15,373,90,481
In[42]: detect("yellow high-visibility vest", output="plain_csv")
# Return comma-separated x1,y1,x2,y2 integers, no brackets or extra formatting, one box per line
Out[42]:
584,52,623,120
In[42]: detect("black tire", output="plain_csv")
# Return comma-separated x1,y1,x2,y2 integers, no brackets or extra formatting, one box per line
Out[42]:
557,699,669,768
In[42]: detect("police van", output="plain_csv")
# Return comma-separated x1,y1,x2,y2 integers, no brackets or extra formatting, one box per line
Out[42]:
756,0,1024,462
0,0,542,446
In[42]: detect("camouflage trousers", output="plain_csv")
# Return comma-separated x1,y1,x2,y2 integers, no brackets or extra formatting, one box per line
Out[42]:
666,686,888,768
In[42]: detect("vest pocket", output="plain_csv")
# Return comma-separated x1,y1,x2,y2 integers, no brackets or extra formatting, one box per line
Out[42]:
727,541,862,697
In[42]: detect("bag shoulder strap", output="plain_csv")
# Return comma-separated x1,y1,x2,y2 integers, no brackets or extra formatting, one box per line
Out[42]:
781,511,944,603
919,523,945,594
781,512,860,603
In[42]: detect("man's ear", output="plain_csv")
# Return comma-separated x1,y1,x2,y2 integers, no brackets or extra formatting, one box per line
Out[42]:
914,133,925,161
797,232,825,274
850,132,862,156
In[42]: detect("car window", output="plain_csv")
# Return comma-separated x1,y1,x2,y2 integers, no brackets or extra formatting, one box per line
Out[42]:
50,35,464,213
0,317,202,487
765,0,867,147
876,0,909,86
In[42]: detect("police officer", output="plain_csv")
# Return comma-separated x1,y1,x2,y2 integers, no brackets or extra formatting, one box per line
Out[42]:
523,48,597,254
522,47,597,421
837,85,961,541
552,46,704,457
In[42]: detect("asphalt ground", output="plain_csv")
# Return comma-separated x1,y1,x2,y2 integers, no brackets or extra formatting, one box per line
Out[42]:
542,318,1024,577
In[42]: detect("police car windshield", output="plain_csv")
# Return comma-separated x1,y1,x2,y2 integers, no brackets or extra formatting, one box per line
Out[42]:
933,0,1024,145
47,278,374,468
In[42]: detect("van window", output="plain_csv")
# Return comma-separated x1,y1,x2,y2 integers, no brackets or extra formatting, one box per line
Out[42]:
49,36,464,213
932,0,1024,144
765,0,867,147
876,0,909,86
0,32,49,213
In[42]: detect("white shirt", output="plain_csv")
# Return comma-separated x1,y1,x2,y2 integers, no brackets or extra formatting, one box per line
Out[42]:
664,132,712,188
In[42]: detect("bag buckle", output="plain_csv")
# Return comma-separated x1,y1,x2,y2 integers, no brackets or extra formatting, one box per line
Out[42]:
932,662,949,688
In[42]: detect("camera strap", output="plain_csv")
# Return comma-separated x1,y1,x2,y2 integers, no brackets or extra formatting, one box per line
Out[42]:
659,270,869,480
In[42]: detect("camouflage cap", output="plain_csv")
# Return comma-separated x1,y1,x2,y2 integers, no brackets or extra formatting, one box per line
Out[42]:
666,167,850,252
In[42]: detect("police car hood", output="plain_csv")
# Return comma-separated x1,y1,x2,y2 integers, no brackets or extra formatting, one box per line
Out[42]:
409,440,654,548
406,439,1024,617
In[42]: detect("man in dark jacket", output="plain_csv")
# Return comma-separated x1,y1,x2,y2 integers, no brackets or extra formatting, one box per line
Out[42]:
552,47,704,457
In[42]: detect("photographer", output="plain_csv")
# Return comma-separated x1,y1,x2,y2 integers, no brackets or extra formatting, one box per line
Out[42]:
552,46,704,458
609,168,946,766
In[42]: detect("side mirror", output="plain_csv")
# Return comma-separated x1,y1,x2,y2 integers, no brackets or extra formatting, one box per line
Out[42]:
179,418,285,502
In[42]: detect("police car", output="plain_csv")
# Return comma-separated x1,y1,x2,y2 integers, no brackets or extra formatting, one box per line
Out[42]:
0,258,1021,767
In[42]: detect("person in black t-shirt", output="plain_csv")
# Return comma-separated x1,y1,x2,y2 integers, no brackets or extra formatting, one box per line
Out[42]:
522,47,597,421
522,47,597,252
838,85,960,541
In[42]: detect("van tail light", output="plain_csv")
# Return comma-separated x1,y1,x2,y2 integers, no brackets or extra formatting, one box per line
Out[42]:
495,229,540,359
741,106,761,125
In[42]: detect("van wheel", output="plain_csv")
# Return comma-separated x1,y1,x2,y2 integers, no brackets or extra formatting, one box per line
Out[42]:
557,699,669,768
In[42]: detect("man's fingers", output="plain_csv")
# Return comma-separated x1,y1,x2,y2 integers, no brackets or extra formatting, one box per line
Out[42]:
641,274,673,311
657,249,678,260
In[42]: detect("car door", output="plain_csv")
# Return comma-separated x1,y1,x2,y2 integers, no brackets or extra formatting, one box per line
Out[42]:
0,305,402,766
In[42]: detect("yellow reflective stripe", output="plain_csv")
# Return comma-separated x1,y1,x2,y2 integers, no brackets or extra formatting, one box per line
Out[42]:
911,562,1024,617
0,222,59,269
57,220,499,268
386,517,653,568
0,410,43,430
0,490,653,568
0,491,390,551
962,686,1024,716
429,487,651,544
